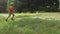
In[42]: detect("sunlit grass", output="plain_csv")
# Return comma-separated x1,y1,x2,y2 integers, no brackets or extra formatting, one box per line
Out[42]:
0,13,60,34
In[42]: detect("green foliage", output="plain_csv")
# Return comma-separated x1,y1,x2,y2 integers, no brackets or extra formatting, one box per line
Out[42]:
14,0,59,12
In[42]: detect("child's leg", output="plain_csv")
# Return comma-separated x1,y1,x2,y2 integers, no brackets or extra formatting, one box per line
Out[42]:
11,13,15,20
6,14,11,21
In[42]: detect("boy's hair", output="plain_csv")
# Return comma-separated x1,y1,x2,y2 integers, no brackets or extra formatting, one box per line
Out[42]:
10,4,14,6
10,3,14,6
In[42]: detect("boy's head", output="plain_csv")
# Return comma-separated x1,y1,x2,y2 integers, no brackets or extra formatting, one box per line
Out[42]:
10,2,14,6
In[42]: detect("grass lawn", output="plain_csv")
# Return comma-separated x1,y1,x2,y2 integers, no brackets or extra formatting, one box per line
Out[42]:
0,13,60,34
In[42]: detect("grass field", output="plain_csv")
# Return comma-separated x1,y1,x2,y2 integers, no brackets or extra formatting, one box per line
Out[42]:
0,13,60,34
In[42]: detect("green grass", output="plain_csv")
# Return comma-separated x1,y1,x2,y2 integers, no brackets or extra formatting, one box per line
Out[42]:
0,13,60,34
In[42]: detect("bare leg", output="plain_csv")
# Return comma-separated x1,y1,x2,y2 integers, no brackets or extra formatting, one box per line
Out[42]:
6,14,11,21
11,13,15,20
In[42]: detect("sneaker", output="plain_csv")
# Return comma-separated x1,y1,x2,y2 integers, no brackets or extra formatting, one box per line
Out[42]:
11,18,14,20
5,19,7,22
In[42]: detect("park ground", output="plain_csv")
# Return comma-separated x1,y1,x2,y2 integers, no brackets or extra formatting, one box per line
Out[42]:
0,13,60,34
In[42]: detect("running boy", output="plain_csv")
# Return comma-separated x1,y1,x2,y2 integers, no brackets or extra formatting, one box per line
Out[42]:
6,3,15,21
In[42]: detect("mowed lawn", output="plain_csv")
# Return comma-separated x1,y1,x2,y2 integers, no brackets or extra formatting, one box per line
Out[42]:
0,13,60,34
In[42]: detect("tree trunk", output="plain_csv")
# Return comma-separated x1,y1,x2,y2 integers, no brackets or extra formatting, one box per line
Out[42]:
58,0,60,9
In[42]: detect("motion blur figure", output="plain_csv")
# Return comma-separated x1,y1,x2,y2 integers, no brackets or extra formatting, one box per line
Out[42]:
6,3,15,21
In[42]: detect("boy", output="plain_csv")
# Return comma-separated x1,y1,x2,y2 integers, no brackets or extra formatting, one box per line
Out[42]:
6,3,15,21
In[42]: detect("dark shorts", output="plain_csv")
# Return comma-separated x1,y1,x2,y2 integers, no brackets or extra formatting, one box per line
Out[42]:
9,11,13,14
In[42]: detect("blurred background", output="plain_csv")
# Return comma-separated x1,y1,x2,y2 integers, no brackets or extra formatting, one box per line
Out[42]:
0,0,60,13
